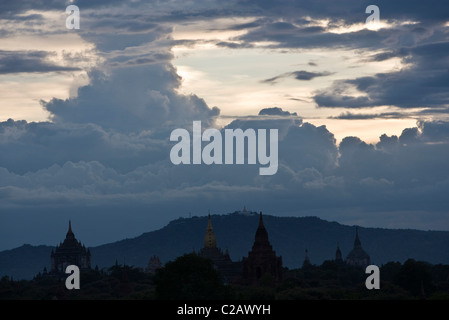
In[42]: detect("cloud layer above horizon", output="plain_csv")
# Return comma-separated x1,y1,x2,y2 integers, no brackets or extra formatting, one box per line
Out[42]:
0,0,448,249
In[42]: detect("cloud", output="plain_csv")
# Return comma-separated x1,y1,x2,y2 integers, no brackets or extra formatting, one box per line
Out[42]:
337,122,449,189
0,50,80,74
416,120,449,142
258,107,297,116
261,70,332,84
0,108,334,200
315,41,449,110
224,108,302,139
107,52,174,68
0,119,170,174
1,111,449,249
227,19,266,31
215,41,254,49
329,111,406,120
278,122,338,173
44,66,219,133
418,107,449,115
2,118,448,212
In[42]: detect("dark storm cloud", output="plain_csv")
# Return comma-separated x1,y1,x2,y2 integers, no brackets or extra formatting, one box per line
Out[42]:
2,113,448,217
0,119,169,175
0,50,80,74
314,41,449,109
336,121,449,212
234,18,399,50
261,70,332,84
2,0,448,25
231,9,446,52
232,0,449,24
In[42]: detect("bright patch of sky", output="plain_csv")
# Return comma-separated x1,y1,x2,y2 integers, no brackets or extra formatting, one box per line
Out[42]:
171,17,416,142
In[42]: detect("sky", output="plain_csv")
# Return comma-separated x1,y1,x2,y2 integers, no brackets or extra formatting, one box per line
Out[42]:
0,0,449,250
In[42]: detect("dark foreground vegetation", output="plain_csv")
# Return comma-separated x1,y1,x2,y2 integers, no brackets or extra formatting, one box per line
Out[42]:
1,254,449,300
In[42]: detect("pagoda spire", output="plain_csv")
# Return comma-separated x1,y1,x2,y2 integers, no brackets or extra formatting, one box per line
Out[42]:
204,214,217,248
253,212,270,249
66,220,75,239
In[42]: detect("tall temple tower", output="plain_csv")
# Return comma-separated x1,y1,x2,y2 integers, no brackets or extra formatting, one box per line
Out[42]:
204,214,217,249
50,221,91,274
345,227,370,268
198,214,232,265
242,212,282,284
198,214,241,283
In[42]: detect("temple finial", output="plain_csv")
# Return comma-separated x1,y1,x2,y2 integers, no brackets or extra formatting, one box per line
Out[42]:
66,220,74,238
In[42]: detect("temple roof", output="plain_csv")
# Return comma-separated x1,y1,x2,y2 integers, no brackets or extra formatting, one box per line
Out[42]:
346,227,370,263
249,212,274,254
254,212,269,245
54,221,89,255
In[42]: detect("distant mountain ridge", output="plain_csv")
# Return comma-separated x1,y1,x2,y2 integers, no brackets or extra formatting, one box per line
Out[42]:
1,211,449,280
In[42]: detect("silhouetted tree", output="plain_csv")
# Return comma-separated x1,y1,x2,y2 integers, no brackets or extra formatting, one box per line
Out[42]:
394,259,433,297
153,253,232,300
380,261,402,282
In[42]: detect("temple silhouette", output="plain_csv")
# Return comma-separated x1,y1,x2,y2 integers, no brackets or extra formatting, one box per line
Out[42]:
46,210,371,284
242,212,283,284
196,211,370,284
49,221,91,275
344,227,371,268
303,227,371,268
198,214,242,283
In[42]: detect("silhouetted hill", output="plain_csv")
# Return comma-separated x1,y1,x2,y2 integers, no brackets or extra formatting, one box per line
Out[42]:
0,244,53,280
2,212,449,280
